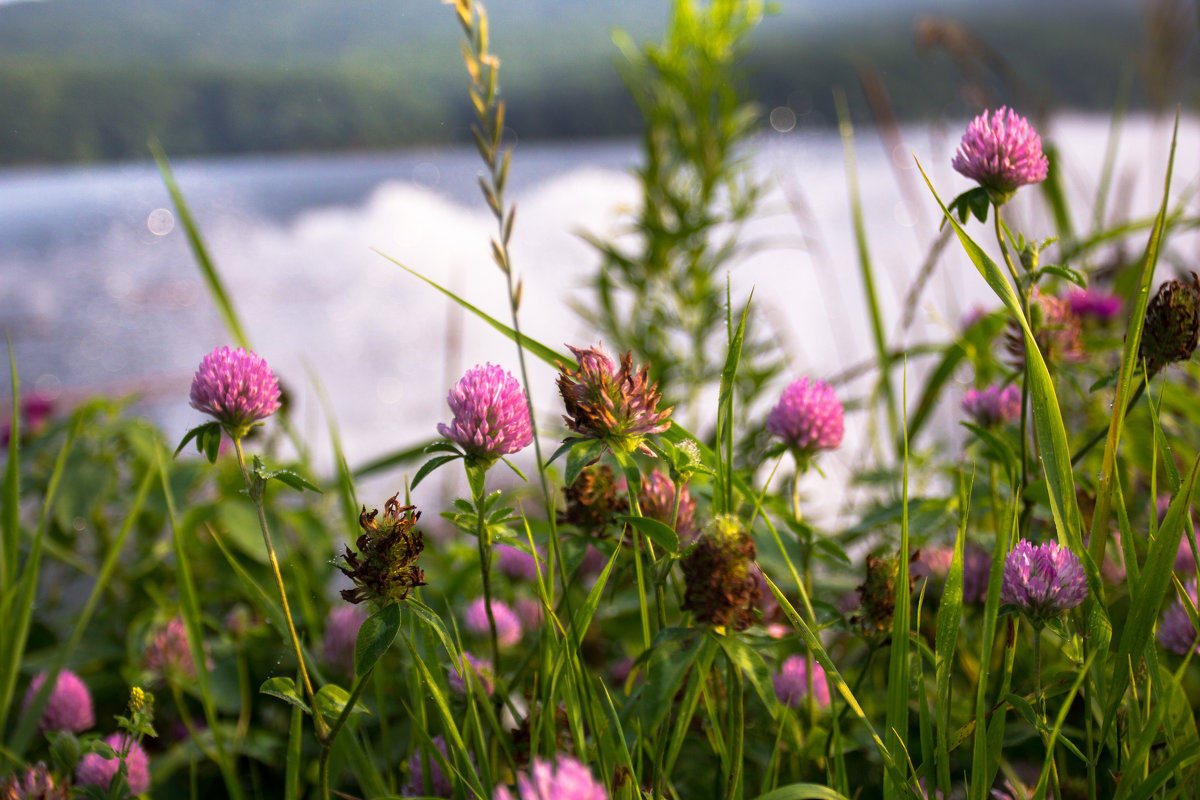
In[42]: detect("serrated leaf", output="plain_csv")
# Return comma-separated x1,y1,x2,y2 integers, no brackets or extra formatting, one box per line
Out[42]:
260,677,310,714
355,602,401,676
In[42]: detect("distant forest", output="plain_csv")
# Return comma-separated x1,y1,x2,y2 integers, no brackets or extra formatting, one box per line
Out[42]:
0,0,1189,164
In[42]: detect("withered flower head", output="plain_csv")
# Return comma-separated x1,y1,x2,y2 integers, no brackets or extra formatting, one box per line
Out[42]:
1140,272,1200,375
557,344,672,456
1006,289,1084,368
852,552,916,636
559,464,628,537
681,516,761,632
339,495,426,606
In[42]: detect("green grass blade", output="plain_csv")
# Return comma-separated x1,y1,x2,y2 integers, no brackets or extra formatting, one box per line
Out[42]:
715,287,750,515
916,159,1104,626
306,364,359,531
884,364,912,797
8,464,157,760
761,571,905,786
1101,456,1200,746
836,87,897,442
1030,651,1096,800
352,437,441,479
375,249,571,370
150,140,251,350
157,448,247,800
0,413,78,747
933,472,970,796
285,676,303,800
1088,112,1179,575
398,630,487,799
2,336,18,592
969,487,1019,800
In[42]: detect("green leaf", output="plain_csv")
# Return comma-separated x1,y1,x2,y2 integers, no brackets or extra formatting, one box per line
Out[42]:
260,677,310,714
948,187,991,225
616,514,679,553
751,784,853,800
715,635,778,715
314,684,369,722
813,538,852,565
355,603,402,677
1032,264,1086,288
270,469,322,493
411,454,461,491
174,421,222,462
565,439,606,487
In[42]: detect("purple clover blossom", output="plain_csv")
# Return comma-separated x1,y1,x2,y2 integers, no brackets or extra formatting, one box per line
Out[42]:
767,377,844,458
465,597,522,647
638,468,698,541
772,654,830,709
1000,540,1087,624
404,735,458,798
189,346,281,439
144,617,203,681
21,670,94,734
75,734,150,796
914,545,991,605
962,384,1022,428
951,107,1048,203
438,363,533,465
493,755,608,800
496,544,543,582
323,605,366,678
448,652,494,695
1159,580,1200,655
1,762,68,800
1155,494,1199,573
1067,287,1122,322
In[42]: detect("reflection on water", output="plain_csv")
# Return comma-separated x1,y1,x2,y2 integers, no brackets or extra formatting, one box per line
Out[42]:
0,115,1194,514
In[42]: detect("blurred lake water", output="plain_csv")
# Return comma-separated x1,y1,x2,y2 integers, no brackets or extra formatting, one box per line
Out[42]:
0,113,1195,511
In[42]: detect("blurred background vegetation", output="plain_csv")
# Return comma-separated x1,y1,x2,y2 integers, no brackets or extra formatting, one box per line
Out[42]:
0,0,1189,165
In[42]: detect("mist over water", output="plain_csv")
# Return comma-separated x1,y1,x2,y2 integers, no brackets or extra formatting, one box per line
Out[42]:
1,114,1195,512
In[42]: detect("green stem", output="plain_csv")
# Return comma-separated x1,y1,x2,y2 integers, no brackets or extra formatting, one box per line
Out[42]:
318,664,376,800
725,655,745,800
993,209,1031,497
232,437,327,741
474,481,502,682
170,681,217,762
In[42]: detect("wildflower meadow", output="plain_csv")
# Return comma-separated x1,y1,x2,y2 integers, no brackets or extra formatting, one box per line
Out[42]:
6,1,1200,799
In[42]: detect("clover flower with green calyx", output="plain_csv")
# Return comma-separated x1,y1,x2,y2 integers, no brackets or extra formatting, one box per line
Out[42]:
437,363,533,469
338,495,426,606
680,515,761,632
556,344,672,457
189,346,281,440
952,107,1048,206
